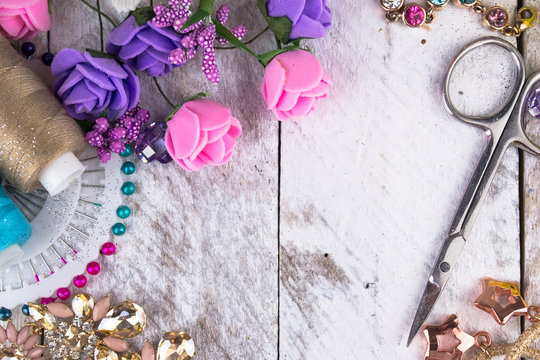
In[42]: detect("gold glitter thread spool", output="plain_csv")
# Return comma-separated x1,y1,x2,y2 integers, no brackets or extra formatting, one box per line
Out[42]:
0,35,85,195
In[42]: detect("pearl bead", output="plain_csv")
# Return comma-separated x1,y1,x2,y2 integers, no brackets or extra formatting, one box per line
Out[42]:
0,307,11,321
117,205,131,219
120,144,133,157
73,275,87,288
112,223,126,236
22,304,30,316
121,161,136,175
41,52,54,66
121,182,136,195
101,242,116,256
87,261,101,275
57,287,71,301
40,297,55,305
21,42,35,57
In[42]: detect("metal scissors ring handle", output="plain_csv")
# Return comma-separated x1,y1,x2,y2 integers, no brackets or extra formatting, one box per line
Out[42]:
442,36,526,130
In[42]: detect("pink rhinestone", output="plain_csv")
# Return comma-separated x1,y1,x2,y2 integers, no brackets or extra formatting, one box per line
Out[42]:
486,8,508,28
404,6,425,27
57,287,71,301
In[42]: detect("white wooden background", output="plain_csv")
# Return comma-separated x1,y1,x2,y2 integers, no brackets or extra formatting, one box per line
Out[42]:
18,0,540,358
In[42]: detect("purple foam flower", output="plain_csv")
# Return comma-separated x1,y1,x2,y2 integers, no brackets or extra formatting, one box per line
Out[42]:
106,16,184,77
52,49,140,120
266,0,331,40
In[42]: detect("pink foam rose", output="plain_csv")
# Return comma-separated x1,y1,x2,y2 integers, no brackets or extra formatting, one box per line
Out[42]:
261,49,331,121
164,99,242,172
0,0,50,40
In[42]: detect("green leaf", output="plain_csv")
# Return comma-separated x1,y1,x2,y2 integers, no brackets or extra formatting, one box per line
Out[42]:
257,0,293,44
130,6,156,26
77,120,96,134
180,0,215,31
213,20,257,58
257,44,304,67
85,48,115,59
166,91,212,121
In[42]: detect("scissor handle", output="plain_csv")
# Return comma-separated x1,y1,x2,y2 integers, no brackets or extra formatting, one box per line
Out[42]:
511,71,540,157
442,37,526,130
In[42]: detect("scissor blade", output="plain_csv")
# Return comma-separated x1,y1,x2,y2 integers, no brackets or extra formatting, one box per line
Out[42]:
407,234,466,346
406,276,441,346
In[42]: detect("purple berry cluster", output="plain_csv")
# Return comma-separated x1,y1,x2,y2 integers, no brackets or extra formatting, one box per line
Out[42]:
152,0,247,84
85,106,151,162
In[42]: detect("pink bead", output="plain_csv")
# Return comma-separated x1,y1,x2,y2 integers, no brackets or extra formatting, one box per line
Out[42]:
101,242,116,256
73,275,87,288
86,261,101,275
57,287,71,301
40,297,56,305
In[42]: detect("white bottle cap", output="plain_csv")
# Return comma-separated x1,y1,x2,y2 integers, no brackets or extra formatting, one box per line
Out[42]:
39,152,85,196
0,245,23,274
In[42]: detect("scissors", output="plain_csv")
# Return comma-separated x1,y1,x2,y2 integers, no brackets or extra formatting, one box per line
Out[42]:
407,36,540,346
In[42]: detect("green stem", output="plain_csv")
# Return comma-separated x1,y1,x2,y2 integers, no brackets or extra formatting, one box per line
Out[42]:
79,0,117,27
46,31,50,52
275,35,282,49
215,26,270,50
153,77,175,109
96,0,104,52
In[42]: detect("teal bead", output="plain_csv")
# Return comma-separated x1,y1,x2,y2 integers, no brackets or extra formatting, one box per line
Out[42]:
121,161,136,175
117,205,131,219
112,223,126,236
121,182,136,195
120,144,133,157
0,307,11,321
22,304,30,316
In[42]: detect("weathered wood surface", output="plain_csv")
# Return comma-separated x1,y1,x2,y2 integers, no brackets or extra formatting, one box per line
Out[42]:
13,0,537,359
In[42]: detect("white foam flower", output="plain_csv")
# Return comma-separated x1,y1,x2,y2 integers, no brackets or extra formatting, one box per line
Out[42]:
110,0,142,13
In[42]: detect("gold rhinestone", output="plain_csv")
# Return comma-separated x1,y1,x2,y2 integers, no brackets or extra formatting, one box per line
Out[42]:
72,294,95,320
156,331,195,360
119,351,143,360
0,347,25,360
28,303,57,331
97,300,146,338
94,344,119,360
63,325,91,352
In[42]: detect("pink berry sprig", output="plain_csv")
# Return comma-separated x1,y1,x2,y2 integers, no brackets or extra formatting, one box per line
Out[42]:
85,106,151,163
151,1,247,84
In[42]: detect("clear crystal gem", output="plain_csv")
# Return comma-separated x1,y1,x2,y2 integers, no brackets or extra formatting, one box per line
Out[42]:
156,331,195,360
380,0,403,10
94,344,119,360
97,301,146,338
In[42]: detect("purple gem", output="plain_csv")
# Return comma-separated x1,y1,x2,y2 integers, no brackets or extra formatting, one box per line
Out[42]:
135,121,173,164
528,88,540,118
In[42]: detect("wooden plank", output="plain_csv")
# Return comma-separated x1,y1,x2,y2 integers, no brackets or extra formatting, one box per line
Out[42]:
520,1,540,324
12,1,279,358
279,4,521,359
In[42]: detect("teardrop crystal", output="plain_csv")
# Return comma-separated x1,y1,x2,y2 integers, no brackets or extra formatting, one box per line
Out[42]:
156,331,195,360
94,344,119,360
97,300,146,338
28,303,57,331
72,294,95,320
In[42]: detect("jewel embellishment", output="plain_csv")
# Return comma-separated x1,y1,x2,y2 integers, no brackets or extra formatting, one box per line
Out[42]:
97,300,147,338
485,7,509,29
0,321,43,360
381,0,404,10
423,315,476,360
474,278,528,325
403,5,426,27
428,0,448,7
156,331,196,360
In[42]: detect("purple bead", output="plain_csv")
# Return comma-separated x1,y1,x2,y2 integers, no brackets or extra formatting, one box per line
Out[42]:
97,147,112,163
136,109,151,123
108,127,127,140
93,117,109,133
109,141,126,154
528,88,540,118
86,131,104,147
135,121,173,164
